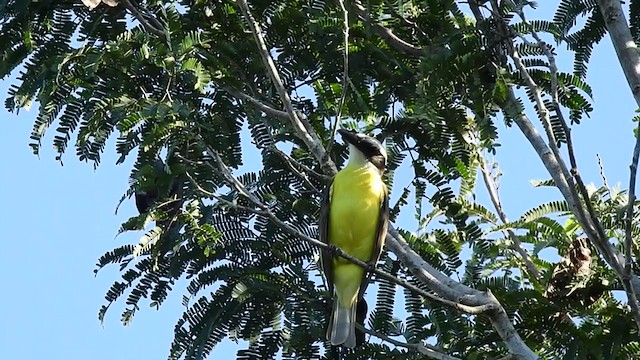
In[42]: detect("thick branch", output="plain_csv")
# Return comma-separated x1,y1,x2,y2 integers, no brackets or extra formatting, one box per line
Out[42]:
596,0,640,320
384,226,536,359
505,91,621,267
597,0,640,105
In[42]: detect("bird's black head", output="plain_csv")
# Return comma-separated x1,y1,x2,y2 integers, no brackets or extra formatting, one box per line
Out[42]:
338,129,387,171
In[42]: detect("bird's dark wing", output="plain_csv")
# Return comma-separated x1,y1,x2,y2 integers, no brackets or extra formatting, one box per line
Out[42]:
319,181,334,296
358,186,389,298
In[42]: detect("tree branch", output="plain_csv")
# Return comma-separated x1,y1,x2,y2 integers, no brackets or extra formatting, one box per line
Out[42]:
270,147,332,186
596,0,640,319
356,324,462,360
502,0,640,328
479,154,541,281
383,225,537,359
122,0,166,38
223,87,291,120
625,125,640,277
596,0,640,104
504,90,621,267
351,0,424,57
235,0,337,175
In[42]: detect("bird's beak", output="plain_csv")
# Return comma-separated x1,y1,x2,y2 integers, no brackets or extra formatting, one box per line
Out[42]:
337,128,360,146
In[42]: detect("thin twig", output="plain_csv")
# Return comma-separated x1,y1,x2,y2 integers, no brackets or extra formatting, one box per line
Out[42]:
184,171,267,215
223,87,291,120
625,122,640,283
597,154,610,189
356,324,462,360
325,0,350,157
479,154,540,281
271,147,331,185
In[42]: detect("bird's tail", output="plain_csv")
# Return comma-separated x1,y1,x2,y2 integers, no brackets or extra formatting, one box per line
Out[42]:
327,298,357,348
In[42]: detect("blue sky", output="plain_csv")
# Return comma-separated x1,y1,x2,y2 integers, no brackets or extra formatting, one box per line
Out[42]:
1,3,639,359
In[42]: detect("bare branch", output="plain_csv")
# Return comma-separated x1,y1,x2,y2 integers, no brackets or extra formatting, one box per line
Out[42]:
596,0,640,105
223,87,291,120
351,0,424,57
511,2,640,326
356,324,462,360
502,6,622,271
513,8,627,287
595,0,640,321
235,0,337,174
505,90,621,267
479,154,541,281
625,122,640,301
384,227,537,359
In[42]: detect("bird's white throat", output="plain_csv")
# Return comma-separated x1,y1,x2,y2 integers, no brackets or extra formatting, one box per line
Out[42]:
346,144,380,173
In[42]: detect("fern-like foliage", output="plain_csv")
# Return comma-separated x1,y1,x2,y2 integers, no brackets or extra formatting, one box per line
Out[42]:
3,0,638,359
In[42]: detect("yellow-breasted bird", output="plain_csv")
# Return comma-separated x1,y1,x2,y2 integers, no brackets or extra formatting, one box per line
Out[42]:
319,129,389,348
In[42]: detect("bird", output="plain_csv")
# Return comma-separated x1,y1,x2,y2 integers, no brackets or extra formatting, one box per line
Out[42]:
319,128,389,348
544,237,607,307
134,158,166,215
134,157,182,230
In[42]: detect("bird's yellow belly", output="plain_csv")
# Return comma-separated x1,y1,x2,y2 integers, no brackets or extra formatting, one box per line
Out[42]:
328,167,385,261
